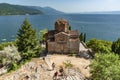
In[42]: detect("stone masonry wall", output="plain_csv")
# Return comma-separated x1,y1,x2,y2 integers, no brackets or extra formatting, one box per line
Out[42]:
69,38,80,53
47,42,55,53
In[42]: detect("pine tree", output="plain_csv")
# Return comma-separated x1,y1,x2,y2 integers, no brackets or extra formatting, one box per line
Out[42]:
16,18,41,59
79,33,86,42
83,33,86,42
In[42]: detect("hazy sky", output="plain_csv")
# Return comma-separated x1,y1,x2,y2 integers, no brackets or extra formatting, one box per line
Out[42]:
0,0,120,13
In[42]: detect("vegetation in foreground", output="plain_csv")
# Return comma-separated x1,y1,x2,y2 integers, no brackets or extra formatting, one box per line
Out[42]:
90,53,120,80
87,38,120,79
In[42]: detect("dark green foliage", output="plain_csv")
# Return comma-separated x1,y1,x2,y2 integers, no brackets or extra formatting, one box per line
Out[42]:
16,19,41,58
79,33,86,42
0,3,43,15
79,33,84,42
8,62,19,72
87,38,112,53
90,53,120,80
8,57,31,72
0,45,4,50
69,26,71,30
112,38,120,55
84,33,86,42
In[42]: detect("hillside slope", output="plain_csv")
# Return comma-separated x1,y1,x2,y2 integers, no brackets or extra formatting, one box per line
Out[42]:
30,6,65,15
0,55,90,80
0,3,43,15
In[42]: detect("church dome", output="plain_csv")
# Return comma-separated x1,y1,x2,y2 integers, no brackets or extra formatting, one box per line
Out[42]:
55,18,70,32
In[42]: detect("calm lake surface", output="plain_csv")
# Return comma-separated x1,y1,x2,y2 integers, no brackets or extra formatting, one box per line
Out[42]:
0,14,120,42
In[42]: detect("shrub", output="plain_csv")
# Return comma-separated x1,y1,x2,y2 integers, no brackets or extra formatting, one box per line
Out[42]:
87,38,112,53
8,62,19,72
90,53,120,80
63,60,73,68
0,45,21,66
68,51,75,56
0,42,15,50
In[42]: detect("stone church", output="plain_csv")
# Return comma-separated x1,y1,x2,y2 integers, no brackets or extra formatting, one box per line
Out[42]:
44,18,80,53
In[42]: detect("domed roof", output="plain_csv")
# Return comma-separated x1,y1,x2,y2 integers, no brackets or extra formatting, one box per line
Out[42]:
55,18,69,32
55,18,68,24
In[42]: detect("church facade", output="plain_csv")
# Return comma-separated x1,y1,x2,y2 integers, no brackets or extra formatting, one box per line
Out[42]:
44,18,80,53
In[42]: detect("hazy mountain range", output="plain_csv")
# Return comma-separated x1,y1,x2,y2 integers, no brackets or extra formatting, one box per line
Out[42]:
30,6,64,15
0,3,64,15
0,3,120,15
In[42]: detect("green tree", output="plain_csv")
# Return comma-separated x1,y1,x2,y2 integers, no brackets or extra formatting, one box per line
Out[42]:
90,53,120,80
112,38,120,54
69,26,71,30
83,33,86,42
38,28,48,42
79,33,86,42
87,38,112,53
16,19,41,59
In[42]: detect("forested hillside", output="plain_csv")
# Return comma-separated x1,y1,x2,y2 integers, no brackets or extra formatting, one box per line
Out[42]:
0,3,43,15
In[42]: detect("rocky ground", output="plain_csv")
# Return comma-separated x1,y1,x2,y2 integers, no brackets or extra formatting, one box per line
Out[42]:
48,54,91,78
0,54,90,80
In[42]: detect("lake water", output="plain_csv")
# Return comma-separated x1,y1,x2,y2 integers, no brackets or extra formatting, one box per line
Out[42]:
0,14,120,42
